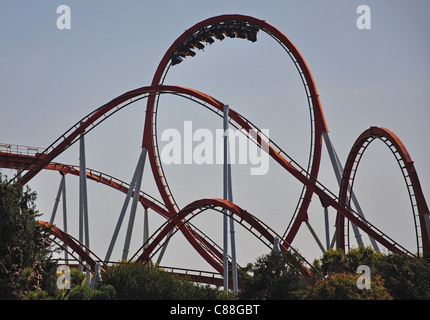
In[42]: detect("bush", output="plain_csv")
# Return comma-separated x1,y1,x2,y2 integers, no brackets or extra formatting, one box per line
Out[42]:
375,253,430,299
0,175,57,299
90,284,116,300
101,262,228,300
67,283,93,300
239,251,309,300
311,246,430,300
304,272,392,300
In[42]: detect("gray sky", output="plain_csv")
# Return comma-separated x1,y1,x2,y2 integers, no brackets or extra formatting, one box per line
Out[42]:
1,1,429,270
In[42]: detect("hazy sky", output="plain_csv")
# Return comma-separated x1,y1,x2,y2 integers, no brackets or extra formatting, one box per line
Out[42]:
1,1,429,271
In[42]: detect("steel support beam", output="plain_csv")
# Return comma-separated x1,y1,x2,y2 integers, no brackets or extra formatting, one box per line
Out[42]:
104,161,139,262
144,208,149,247
324,206,330,250
79,133,91,284
322,131,380,252
305,221,326,254
122,147,147,261
223,104,238,294
50,175,64,225
50,174,69,262
79,133,90,249
61,175,69,263
223,105,229,293
105,162,137,262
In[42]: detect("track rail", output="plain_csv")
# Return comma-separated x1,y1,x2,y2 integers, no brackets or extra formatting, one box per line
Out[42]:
0,80,329,271
40,221,235,287
2,90,418,268
39,221,106,273
144,14,328,249
2,153,229,272
131,198,315,277
337,127,430,256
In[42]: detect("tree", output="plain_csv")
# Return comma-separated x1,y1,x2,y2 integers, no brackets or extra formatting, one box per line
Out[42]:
307,247,392,300
375,253,430,300
239,251,309,300
100,262,229,300
313,246,383,276
0,175,56,299
313,248,348,275
311,246,430,300
304,272,392,300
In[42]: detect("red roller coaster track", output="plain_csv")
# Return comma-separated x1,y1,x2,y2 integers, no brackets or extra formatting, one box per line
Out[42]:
2,14,429,285
143,14,328,250
336,126,430,256
38,220,231,287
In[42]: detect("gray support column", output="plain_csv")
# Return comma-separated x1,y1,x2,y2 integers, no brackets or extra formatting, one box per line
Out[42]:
305,221,326,254
223,105,229,292
155,231,172,266
324,206,330,250
223,104,238,294
143,208,149,247
322,132,380,252
227,153,238,294
50,175,64,224
61,175,69,263
104,166,139,262
79,133,91,285
79,133,90,276
79,133,90,249
122,147,147,261
50,174,69,262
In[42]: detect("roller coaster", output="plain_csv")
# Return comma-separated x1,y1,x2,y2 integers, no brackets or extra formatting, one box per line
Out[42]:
1,14,429,290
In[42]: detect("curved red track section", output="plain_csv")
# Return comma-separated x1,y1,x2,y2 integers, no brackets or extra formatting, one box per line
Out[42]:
16,85,222,186
10,84,302,272
39,220,233,287
40,161,229,272
336,127,430,256
38,221,105,273
134,198,313,277
143,14,328,248
1,151,229,272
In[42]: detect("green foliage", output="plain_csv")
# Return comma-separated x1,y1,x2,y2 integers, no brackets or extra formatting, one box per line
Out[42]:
304,272,392,300
67,283,93,300
101,262,229,300
24,289,53,300
70,268,86,287
375,253,430,299
314,246,383,276
345,245,383,273
315,248,348,275
59,269,116,300
0,175,57,299
311,246,430,300
89,284,116,300
239,251,309,300
2,173,430,300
